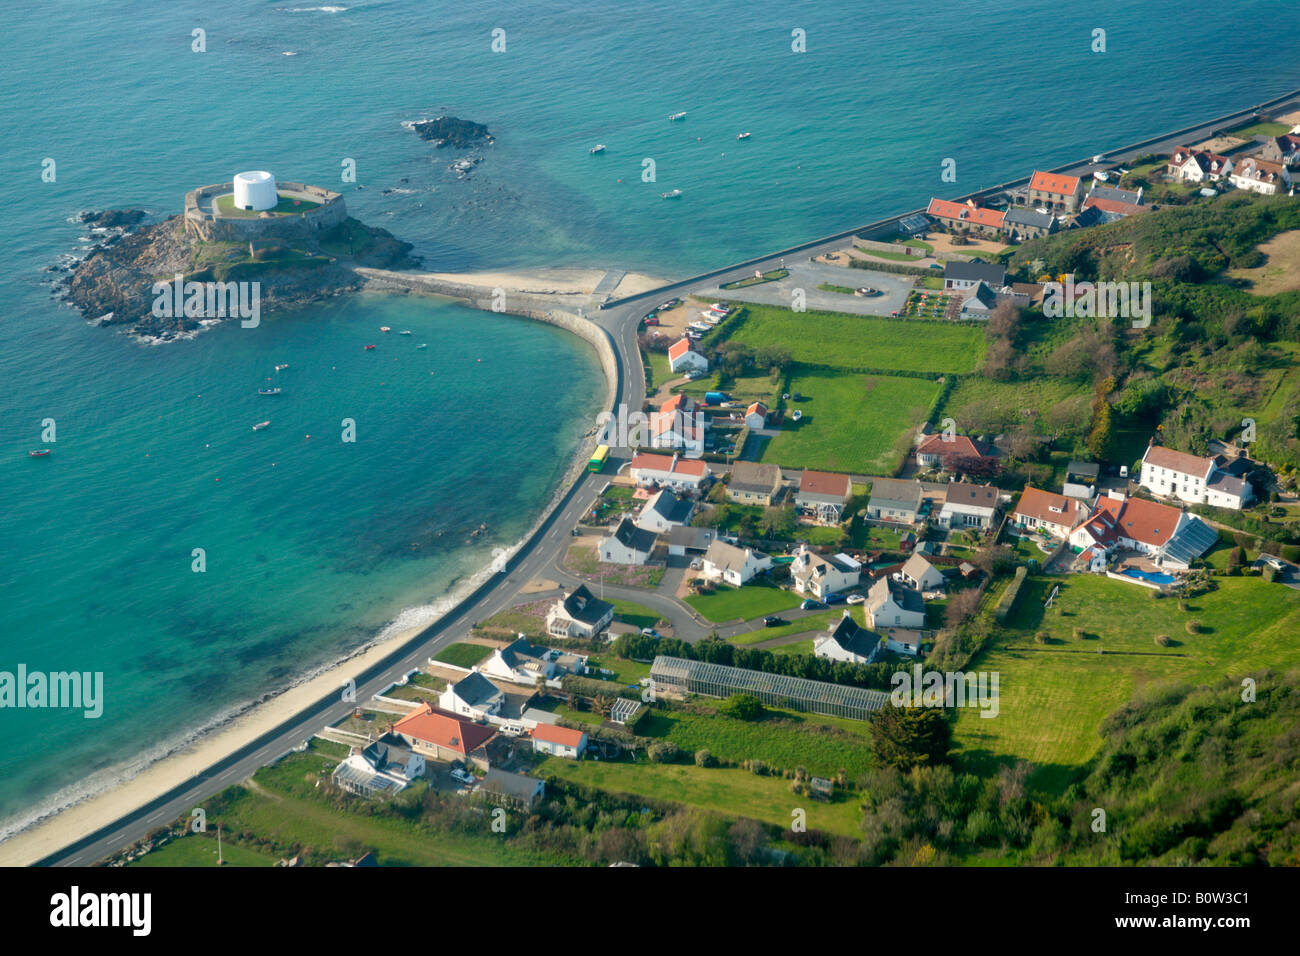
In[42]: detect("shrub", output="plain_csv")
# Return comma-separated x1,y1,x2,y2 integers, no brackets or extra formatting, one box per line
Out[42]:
994,566,1029,625
694,749,716,768
647,741,680,764
721,693,766,721
1035,631,1051,645
1186,619,1201,635
1150,589,1164,599
1072,627,1085,640
1155,634,1171,647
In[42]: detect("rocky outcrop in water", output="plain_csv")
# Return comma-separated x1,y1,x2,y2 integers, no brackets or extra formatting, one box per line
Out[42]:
80,208,147,229
409,115,493,149
58,212,418,341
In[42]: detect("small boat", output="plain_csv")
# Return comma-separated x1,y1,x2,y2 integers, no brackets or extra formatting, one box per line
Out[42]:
398,330,413,336
274,364,289,372
589,144,606,154
258,387,282,396
661,189,683,199
668,112,687,122
736,132,751,140
415,343,428,350
791,410,802,422
364,344,377,350
380,326,391,333
252,421,271,431
29,448,52,458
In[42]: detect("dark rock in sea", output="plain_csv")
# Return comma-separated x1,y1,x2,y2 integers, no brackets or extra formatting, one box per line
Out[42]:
410,115,493,150
80,208,147,229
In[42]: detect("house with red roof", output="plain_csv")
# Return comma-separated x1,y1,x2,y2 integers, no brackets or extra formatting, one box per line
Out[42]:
393,703,498,769
926,197,1006,236
743,401,768,430
795,469,853,522
1027,170,1085,214
915,432,998,470
628,452,711,494
667,336,708,374
1230,156,1291,195
1167,147,1233,183
530,722,588,759
650,392,706,452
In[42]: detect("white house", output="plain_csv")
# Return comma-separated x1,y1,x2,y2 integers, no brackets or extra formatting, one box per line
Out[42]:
635,488,695,534
650,393,706,452
813,612,882,665
1108,496,1218,570
865,575,926,629
1139,443,1253,510
331,737,426,798
795,469,853,523
701,540,772,586
480,637,587,686
545,585,615,640
790,546,860,599
530,722,588,759
439,671,505,721
1011,486,1091,539
667,337,709,374
1230,156,1290,195
598,516,657,565
935,482,1001,530
895,553,945,592
628,453,711,495
743,402,768,430
880,628,922,657
1166,147,1233,183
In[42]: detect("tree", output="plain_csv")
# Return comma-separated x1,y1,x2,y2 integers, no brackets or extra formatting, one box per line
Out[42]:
721,693,766,721
869,705,952,771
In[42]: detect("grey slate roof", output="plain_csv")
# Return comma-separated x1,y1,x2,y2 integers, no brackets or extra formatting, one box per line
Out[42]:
481,768,544,801
647,489,694,524
869,478,923,513
667,525,715,550
827,614,882,660
450,672,502,708
729,461,783,495
561,585,614,626
612,516,658,554
943,261,1006,286
1004,207,1055,229
1088,184,1142,205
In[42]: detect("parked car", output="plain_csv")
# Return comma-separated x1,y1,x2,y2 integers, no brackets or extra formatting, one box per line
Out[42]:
845,593,866,605
641,626,660,637
1266,557,1286,571
800,598,825,610
824,593,847,605
763,615,787,627
450,769,475,785
690,558,703,570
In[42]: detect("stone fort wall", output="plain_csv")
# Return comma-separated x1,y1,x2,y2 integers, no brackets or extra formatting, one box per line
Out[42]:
183,181,348,243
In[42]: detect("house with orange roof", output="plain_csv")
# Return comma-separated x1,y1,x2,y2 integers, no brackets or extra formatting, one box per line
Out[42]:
650,392,706,453
1027,170,1086,214
628,452,711,494
667,336,708,374
393,703,498,769
795,469,853,522
915,432,998,470
926,197,1006,236
743,401,768,430
531,722,588,759
1011,486,1091,539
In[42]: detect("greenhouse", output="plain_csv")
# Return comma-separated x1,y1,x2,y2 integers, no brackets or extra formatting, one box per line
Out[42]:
649,656,889,721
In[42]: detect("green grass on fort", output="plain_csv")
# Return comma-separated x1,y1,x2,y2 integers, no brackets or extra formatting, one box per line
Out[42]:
725,303,985,374
761,370,940,473
215,192,321,218
952,574,1300,794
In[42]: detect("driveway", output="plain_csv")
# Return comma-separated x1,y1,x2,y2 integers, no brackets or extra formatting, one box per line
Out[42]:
698,260,913,316
1254,553,1300,591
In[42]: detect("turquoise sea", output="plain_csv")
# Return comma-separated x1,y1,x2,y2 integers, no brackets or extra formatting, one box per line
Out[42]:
2,0,1299,836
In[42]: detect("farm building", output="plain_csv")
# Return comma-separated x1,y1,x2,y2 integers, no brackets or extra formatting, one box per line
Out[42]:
648,655,889,721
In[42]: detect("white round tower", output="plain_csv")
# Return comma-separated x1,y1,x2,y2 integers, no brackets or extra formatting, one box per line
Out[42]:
232,171,277,212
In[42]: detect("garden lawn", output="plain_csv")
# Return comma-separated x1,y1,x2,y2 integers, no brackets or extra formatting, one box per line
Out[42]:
433,642,492,668
685,581,802,622
953,574,1300,794
725,303,984,374
130,833,278,867
763,370,940,473
939,376,1090,434
537,759,864,838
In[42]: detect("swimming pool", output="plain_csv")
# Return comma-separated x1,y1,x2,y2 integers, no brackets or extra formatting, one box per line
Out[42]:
1120,567,1177,586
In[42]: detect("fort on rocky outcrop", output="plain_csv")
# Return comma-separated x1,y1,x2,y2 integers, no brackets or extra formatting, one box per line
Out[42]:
183,173,348,243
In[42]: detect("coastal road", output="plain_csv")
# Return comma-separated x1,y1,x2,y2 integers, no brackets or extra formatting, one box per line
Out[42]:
36,87,1300,866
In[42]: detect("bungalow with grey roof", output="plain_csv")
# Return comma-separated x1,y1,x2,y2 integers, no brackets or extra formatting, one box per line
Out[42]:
727,461,785,506
635,488,695,534
546,585,615,640
867,478,924,524
440,671,505,721
943,261,1006,291
478,768,545,810
814,612,882,665
865,575,926,629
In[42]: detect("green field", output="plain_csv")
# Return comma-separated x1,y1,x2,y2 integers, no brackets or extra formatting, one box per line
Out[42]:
727,303,984,374
685,580,802,622
610,599,663,630
639,706,874,777
938,376,1093,434
537,759,864,837
130,833,279,867
433,642,492,668
953,574,1300,792
762,370,940,473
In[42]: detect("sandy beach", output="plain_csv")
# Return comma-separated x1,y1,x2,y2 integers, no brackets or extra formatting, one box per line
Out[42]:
419,267,666,301
0,614,438,867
